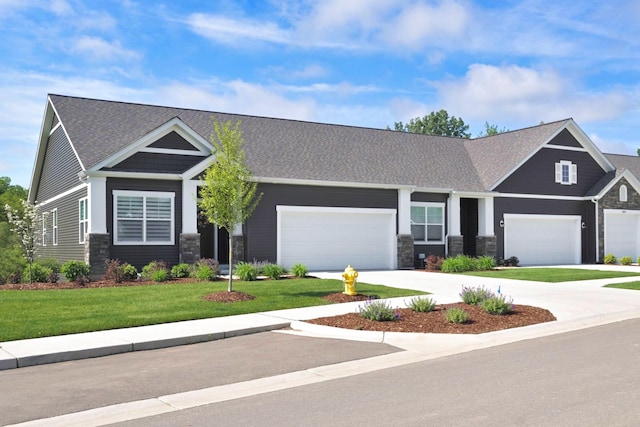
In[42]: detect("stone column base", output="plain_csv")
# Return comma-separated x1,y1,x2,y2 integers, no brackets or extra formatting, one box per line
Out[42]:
476,235,497,258
180,233,201,264
84,233,110,279
447,235,464,257
396,234,414,269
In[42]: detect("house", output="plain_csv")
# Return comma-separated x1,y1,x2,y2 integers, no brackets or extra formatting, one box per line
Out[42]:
29,94,640,276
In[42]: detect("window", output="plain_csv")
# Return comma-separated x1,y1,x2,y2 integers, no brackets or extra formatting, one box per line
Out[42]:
114,191,174,245
620,185,628,202
52,208,58,246
79,198,89,243
41,212,48,246
555,160,577,185
411,203,444,244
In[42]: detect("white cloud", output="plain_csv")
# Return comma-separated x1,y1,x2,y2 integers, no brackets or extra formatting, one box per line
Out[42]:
71,36,141,62
187,13,291,45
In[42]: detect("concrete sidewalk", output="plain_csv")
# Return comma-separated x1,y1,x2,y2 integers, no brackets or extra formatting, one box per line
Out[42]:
3,266,640,371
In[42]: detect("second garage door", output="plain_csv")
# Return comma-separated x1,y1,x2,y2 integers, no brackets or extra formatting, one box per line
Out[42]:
277,206,397,271
604,210,640,259
504,214,581,265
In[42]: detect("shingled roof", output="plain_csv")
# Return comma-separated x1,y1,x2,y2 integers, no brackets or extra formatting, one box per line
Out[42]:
46,94,581,193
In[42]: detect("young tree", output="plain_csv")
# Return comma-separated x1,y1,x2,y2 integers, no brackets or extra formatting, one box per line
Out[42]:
389,109,471,138
477,122,509,137
5,199,39,283
198,120,262,292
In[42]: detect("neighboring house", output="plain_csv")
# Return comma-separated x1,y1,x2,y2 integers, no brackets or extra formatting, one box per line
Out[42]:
29,94,640,275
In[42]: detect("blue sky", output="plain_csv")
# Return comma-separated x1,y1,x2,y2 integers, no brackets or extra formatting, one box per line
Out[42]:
1,0,639,188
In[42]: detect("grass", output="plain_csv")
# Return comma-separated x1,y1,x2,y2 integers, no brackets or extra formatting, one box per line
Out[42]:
463,268,640,283
0,278,425,342
604,282,640,290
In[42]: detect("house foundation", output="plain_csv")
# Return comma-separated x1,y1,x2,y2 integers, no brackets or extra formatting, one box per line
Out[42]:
396,234,414,269
84,233,110,279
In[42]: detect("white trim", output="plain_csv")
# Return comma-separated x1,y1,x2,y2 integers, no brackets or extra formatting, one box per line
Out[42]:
51,208,58,246
543,144,587,152
42,212,48,247
140,147,209,156
49,121,62,136
256,176,416,191
181,157,215,181
182,180,199,234
620,185,628,202
35,183,87,206
495,192,588,201
86,176,107,234
276,205,396,215
113,190,175,245
84,171,183,181
411,202,446,244
595,169,640,200
79,197,89,244
478,197,494,236
398,188,412,235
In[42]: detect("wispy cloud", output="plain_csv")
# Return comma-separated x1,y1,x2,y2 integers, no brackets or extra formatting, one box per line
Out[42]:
71,36,141,62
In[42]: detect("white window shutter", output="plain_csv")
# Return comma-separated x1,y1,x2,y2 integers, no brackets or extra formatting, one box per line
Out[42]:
570,164,577,184
555,162,562,183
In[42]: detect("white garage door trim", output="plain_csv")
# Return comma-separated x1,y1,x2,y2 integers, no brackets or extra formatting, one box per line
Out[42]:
604,209,640,258
504,214,581,265
276,205,397,271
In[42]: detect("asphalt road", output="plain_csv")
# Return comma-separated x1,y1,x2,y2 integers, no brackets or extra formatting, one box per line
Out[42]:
114,318,640,427
0,332,399,426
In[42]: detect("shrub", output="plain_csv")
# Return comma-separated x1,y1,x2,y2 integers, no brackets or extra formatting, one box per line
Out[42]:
262,263,285,280
604,254,617,265
481,295,514,315
141,260,168,282
234,262,258,281
441,255,477,273
358,299,400,322
171,263,191,279
122,263,138,281
104,259,125,283
620,256,633,266
61,260,91,283
498,256,520,267
24,263,52,283
476,256,496,271
460,285,496,305
37,258,61,283
191,258,219,281
425,255,444,271
406,296,436,313
290,263,308,278
444,307,469,323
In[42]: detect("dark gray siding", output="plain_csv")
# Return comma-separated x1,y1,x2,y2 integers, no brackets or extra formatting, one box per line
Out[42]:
411,192,448,263
494,197,595,263
106,178,182,269
548,129,582,148
494,148,607,196
35,126,83,202
36,187,87,264
245,183,398,263
149,131,200,150
51,113,59,128
102,152,205,174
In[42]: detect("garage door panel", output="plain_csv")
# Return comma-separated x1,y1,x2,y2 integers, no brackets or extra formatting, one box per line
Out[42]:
278,207,396,271
505,214,580,265
604,211,640,258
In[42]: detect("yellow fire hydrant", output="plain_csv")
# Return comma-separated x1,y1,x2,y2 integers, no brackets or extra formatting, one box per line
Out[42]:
342,265,358,296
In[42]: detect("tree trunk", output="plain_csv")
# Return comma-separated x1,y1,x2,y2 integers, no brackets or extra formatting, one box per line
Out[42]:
227,232,233,292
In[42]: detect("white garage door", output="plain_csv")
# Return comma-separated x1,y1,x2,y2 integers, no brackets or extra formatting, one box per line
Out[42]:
277,206,396,271
504,214,581,265
604,210,640,258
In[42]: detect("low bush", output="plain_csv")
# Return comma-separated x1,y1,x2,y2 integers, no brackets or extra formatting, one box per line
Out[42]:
604,254,617,264
262,263,285,280
191,258,219,281
498,256,520,267
122,263,138,281
37,258,61,283
290,263,308,278
24,263,52,283
441,255,477,273
141,260,169,282
61,260,91,283
234,262,258,281
425,255,444,271
460,285,496,305
170,263,191,279
406,296,436,313
444,307,468,323
481,295,514,315
620,256,633,266
104,259,128,283
476,256,496,271
358,299,400,321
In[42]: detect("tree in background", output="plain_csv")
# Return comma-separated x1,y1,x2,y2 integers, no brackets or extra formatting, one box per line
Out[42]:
198,120,262,292
390,109,471,138
477,122,509,137
0,176,27,222
0,177,28,283
5,199,39,283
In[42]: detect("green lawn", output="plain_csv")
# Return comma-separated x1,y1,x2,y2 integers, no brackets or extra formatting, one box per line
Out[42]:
604,282,640,290
0,278,425,342
463,268,640,283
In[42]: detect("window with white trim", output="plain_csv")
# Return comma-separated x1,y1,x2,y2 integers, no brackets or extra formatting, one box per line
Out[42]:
52,208,58,246
42,212,48,246
555,160,577,185
410,203,445,244
79,198,89,243
113,191,174,245
620,185,628,202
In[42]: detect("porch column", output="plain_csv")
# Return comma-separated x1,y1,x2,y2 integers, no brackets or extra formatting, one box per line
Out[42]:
447,193,463,257
397,188,414,269
87,176,107,234
477,197,497,258
180,179,200,264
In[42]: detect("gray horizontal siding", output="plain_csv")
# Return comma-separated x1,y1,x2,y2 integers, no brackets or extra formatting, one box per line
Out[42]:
35,126,83,202
35,187,87,264
149,131,200,150
549,129,582,148
245,183,398,263
103,152,205,174
106,178,182,269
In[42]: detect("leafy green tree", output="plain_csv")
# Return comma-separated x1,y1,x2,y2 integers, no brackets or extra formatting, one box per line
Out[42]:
0,176,27,222
477,122,509,137
5,199,39,283
198,120,262,292
390,109,471,138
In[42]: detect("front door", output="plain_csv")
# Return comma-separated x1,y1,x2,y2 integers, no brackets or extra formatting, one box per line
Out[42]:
460,198,478,257
198,211,229,263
